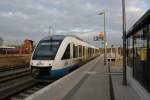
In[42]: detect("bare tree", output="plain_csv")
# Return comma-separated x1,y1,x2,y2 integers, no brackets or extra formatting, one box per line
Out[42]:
0,37,3,46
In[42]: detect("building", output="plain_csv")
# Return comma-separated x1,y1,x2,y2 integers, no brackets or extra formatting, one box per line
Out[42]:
22,39,34,53
0,45,16,54
126,9,150,98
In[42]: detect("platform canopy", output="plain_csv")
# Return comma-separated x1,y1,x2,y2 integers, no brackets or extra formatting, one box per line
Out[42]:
127,9,150,38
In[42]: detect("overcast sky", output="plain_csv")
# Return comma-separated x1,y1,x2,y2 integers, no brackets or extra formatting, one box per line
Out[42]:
0,0,149,47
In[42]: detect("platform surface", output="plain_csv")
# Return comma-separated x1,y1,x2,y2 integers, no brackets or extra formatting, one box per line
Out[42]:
26,55,142,100
63,56,109,100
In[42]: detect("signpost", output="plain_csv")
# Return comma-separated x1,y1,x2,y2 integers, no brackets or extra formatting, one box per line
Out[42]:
93,32,106,61
122,0,127,85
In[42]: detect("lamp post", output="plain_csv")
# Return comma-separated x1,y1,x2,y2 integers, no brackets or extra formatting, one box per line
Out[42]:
122,0,127,85
98,12,107,65
49,26,52,36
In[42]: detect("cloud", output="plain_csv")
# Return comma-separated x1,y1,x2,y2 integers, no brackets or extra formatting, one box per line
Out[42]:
128,6,142,12
0,0,149,46
0,11,29,19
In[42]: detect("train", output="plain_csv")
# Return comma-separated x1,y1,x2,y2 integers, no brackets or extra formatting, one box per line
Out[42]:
30,35,100,79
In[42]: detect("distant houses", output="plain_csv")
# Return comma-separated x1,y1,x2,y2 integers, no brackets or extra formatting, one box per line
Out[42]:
0,39,34,55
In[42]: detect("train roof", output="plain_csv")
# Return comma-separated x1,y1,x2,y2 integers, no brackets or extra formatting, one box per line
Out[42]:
41,35,86,42
41,35,66,41
127,9,150,38
41,35,99,49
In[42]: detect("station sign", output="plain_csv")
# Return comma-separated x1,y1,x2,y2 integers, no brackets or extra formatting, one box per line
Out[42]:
93,32,104,41
99,32,104,40
93,36,99,41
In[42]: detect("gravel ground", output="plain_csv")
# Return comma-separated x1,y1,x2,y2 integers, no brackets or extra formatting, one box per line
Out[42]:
0,54,31,68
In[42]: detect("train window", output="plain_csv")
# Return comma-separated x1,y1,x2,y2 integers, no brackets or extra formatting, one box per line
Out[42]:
32,40,61,60
83,46,85,56
89,48,91,56
73,45,78,58
89,48,90,53
88,48,90,57
62,44,70,60
86,47,88,56
79,45,82,57
91,48,92,56
73,45,75,58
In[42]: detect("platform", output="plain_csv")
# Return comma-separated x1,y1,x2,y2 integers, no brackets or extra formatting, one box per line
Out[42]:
26,55,141,100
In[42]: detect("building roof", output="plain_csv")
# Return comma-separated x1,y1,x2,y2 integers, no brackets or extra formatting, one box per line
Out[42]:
24,39,34,42
0,45,16,49
127,9,150,38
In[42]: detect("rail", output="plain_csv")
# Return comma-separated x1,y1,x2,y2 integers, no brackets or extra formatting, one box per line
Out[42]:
0,68,30,83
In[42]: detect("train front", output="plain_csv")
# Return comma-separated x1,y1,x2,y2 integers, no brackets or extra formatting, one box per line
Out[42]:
30,39,61,80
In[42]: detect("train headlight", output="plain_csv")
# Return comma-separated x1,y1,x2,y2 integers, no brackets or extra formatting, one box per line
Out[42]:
31,63,33,66
36,61,44,66
30,61,34,66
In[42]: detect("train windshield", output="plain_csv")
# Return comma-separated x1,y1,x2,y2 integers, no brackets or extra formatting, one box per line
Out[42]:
33,40,61,60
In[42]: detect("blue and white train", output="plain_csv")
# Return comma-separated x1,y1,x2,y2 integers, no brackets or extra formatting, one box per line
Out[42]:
30,35,100,79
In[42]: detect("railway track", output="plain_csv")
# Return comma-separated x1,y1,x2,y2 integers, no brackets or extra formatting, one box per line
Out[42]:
0,66,33,100
0,65,28,72
0,67,55,100
0,75,37,100
0,68,30,83
8,82,53,100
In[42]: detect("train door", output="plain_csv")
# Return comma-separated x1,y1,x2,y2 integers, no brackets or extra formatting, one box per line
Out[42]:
85,47,87,59
83,46,85,60
70,43,73,65
146,25,150,92
79,45,82,60
61,43,71,67
73,44,79,63
132,27,149,91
